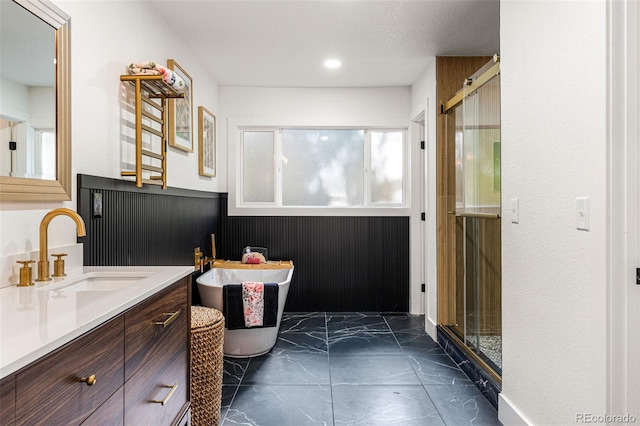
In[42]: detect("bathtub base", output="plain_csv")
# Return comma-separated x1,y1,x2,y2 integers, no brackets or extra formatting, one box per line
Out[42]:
224,350,269,359
222,326,280,358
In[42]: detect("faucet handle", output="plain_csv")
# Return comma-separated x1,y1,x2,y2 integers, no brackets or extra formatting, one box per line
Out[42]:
194,247,203,272
51,253,68,278
203,256,216,269
16,260,35,287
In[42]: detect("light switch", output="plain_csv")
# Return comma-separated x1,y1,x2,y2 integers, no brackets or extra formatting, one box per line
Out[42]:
510,198,519,224
576,197,589,231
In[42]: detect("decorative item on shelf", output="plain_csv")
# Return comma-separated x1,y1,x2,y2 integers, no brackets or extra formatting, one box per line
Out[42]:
128,61,186,92
198,106,216,177
167,59,193,153
241,246,267,264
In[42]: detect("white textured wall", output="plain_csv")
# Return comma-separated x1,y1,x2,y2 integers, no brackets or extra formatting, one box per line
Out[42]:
499,1,608,424
220,86,410,123
0,0,221,260
28,87,55,128
0,78,30,121
220,85,411,197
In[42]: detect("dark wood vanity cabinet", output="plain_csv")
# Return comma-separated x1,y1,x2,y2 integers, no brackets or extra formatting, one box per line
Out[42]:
0,375,15,425
124,278,190,425
15,316,124,425
125,280,189,380
0,276,191,426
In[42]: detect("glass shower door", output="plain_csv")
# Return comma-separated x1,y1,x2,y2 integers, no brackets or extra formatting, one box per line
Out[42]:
443,63,502,376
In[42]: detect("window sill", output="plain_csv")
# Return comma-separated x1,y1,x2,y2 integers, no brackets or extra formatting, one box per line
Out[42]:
228,206,411,217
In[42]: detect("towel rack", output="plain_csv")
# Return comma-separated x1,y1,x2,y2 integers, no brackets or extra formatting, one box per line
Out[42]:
120,74,184,188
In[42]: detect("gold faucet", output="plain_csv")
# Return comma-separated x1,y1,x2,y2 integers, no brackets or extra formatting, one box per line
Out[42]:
194,245,215,273
194,247,203,272
36,208,86,282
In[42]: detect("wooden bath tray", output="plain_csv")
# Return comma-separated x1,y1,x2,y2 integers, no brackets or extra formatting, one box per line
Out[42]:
212,259,293,270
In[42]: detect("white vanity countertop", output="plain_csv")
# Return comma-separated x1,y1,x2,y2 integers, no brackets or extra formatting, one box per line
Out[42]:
0,265,193,378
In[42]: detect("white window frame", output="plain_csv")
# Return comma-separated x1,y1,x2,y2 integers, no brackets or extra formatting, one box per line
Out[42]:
230,119,410,217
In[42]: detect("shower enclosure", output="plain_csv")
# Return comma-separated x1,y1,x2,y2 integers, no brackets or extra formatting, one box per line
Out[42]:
440,56,502,379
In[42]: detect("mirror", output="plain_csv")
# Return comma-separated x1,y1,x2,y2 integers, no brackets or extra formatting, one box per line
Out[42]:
0,0,70,201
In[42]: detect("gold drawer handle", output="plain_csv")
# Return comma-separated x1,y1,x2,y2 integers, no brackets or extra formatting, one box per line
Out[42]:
151,383,178,406
79,374,97,386
153,309,181,328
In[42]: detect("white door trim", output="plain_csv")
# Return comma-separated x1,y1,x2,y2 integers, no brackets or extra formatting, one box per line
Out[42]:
608,0,639,418
410,110,426,315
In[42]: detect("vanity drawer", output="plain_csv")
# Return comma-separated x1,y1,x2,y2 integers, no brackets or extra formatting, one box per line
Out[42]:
124,308,189,425
82,387,124,426
1,375,15,425
124,277,189,380
15,316,124,426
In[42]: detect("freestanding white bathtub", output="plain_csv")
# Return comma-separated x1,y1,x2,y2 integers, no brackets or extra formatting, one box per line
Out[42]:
195,261,294,357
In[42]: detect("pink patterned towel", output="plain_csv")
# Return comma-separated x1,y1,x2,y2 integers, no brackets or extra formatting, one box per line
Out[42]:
242,282,264,328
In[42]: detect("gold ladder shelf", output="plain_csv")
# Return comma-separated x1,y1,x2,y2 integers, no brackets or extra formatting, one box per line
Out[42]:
119,74,184,189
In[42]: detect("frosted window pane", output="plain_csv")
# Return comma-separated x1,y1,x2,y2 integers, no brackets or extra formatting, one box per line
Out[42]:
282,129,364,206
242,131,275,203
370,130,403,204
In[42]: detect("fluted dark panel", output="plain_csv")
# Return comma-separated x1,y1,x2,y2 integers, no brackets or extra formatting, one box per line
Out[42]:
77,175,409,312
77,175,222,267
218,199,409,312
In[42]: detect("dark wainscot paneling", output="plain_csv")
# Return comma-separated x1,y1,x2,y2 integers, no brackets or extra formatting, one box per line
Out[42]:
218,198,410,312
77,174,222,267
77,175,409,312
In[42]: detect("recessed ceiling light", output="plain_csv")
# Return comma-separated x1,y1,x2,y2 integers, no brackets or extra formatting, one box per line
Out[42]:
324,59,342,69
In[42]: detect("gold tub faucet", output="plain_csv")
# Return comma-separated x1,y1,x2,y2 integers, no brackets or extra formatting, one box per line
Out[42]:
36,208,86,282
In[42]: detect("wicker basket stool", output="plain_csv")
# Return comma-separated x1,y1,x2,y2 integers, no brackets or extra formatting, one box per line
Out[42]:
191,306,225,426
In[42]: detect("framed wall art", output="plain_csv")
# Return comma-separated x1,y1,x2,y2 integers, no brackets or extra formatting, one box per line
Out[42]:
167,59,193,152
198,106,216,177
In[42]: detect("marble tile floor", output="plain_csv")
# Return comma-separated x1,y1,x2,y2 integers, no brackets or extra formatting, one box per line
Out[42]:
220,312,502,426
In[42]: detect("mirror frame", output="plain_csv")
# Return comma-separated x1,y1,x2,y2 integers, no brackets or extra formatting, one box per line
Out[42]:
0,0,70,202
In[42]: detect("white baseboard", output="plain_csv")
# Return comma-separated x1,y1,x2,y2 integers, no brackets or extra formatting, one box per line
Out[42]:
426,316,437,340
498,393,532,425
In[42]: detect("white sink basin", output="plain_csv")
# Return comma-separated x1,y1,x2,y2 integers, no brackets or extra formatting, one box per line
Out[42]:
37,271,154,292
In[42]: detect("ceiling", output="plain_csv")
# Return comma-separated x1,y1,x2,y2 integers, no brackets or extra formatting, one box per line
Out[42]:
0,0,500,90
151,0,500,88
